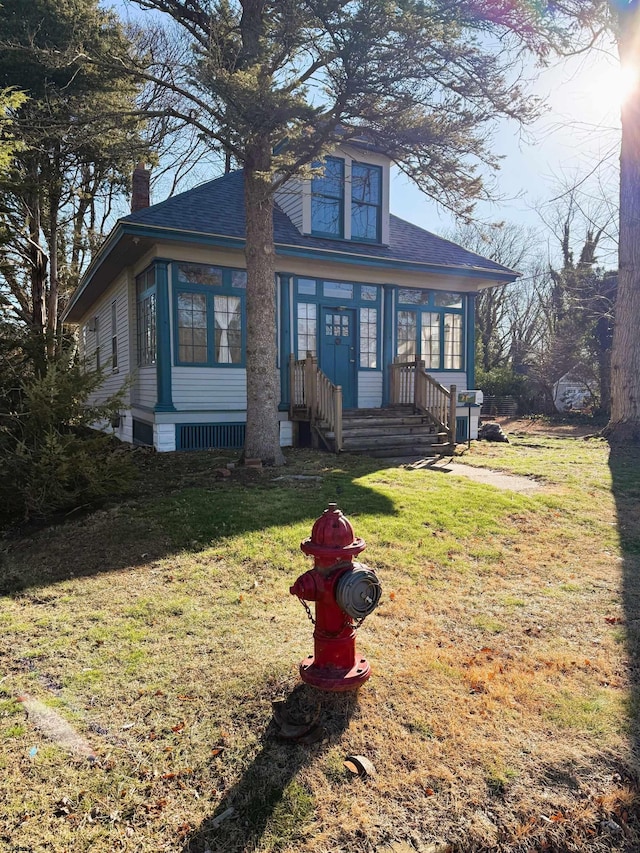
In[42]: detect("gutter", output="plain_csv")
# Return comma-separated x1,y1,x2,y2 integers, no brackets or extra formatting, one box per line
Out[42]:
64,217,520,322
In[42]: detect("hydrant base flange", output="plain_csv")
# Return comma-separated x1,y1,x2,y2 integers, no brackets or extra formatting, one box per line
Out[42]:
299,654,372,692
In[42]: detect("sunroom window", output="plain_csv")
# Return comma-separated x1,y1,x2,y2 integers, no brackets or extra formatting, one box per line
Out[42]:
396,289,464,371
214,295,242,364
360,307,378,368
397,311,417,361
177,292,208,363
420,313,440,370
136,266,157,367
173,263,245,366
297,303,317,359
444,313,463,369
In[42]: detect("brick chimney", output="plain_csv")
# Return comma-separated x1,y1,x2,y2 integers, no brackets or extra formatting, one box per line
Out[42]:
131,162,150,212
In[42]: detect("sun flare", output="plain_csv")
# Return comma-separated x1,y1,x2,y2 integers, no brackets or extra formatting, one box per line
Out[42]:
619,63,640,106
584,60,640,116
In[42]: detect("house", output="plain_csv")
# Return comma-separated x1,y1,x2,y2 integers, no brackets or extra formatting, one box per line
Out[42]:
63,143,519,454
553,367,595,412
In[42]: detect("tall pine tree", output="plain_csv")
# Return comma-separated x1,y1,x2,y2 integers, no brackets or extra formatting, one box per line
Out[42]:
0,0,152,368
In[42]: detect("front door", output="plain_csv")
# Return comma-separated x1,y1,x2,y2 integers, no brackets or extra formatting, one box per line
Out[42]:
320,307,357,408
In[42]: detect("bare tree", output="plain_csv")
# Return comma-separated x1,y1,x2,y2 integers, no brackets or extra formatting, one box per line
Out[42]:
448,222,540,372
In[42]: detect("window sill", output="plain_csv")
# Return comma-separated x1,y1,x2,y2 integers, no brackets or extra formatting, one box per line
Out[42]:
308,231,387,248
174,362,246,369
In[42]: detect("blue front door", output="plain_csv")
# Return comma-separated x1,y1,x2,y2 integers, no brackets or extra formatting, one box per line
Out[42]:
320,307,357,408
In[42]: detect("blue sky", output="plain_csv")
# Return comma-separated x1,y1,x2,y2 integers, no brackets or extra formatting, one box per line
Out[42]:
396,46,622,266
109,1,622,268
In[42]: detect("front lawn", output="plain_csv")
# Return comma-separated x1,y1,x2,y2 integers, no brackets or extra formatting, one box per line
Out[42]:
1,436,639,852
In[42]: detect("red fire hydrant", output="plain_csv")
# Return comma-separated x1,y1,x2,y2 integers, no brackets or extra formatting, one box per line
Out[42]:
290,503,381,691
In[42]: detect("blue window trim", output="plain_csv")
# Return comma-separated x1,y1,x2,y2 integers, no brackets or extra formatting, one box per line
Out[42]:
393,288,466,372
172,264,247,368
292,276,381,372
466,293,476,388
311,156,345,239
382,284,394,405
351,161,382,244
154,260,175,412
279,274,292,411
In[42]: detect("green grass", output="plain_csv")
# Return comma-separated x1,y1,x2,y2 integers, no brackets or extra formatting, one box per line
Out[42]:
1,440,640,852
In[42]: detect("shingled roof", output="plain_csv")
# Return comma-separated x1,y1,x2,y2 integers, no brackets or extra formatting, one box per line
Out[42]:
122,169,517,277
65,168,518,321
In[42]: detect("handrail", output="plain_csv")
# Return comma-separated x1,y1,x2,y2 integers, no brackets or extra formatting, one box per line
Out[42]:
289,354,343,451
389,358,456,447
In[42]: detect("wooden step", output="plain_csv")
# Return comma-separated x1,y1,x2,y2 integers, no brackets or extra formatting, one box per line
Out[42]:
313,405,452,459
342,421,437,436
342,432,446,451
342,415,434,429
343,406,416,417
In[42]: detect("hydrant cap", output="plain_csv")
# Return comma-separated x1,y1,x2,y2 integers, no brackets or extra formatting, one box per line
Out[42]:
301,503,366,559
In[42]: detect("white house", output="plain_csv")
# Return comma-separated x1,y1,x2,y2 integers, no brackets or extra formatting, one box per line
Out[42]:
63,143,519,454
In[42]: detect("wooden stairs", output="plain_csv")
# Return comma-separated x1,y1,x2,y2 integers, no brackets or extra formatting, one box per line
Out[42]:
290,355,457,459
321,405,453,458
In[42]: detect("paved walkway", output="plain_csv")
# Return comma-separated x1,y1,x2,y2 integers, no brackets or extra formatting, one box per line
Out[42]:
402,458,541,493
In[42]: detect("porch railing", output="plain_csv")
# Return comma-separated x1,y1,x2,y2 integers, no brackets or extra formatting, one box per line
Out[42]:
389,358,456,447
289,354,343,451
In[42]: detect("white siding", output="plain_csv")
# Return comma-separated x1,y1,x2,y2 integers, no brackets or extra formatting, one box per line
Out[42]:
119,414,134,444
275,179,304,231
358,371,383,408
427,371,467,393
279,419,293,447
135,366,157,409
171,367,247,410
83,277,130,405
154,423,176,453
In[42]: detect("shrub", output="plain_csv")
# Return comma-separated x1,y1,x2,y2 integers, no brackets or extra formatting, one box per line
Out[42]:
0,329,133,527
476,365,525,398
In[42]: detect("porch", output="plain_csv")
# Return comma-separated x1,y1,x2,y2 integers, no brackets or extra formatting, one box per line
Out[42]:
289,355,458,456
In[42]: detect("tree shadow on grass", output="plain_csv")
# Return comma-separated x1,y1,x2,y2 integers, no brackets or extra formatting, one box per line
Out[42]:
183,683,359,853
610,446,640,772
0,450,396,596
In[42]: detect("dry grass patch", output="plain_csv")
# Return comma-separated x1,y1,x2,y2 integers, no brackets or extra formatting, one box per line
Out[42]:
1,441,639,852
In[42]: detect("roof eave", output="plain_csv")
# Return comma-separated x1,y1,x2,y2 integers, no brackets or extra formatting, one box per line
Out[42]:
64,218,520,323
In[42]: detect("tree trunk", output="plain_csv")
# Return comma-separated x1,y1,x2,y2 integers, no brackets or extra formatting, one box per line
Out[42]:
47,184,61,361
604,4,640,442
242,148,285,466
27,176,48,375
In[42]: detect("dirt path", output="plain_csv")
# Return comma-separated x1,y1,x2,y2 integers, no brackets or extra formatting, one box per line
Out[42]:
492,416,599,439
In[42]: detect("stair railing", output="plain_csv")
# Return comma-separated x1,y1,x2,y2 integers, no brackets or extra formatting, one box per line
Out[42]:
389,358,456,448
289,353,343,451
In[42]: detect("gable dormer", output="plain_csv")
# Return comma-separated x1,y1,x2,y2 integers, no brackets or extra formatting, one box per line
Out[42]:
274,143,391,245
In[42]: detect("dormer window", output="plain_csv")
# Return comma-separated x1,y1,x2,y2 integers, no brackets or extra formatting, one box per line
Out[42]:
306,151,389,244
311,157,344,237
351,162,382,242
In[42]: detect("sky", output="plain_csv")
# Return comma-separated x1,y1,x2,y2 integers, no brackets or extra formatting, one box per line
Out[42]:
110,0,623,270
393,44,623,267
